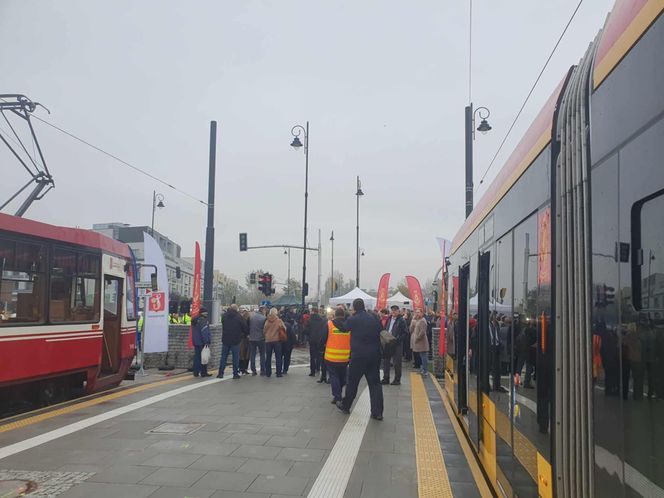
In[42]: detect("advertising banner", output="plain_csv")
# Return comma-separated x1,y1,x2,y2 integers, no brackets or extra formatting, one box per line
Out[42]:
142,233,169,353
538,208,551,286
188,242,202,350
376,273,391,311
405,276,424,312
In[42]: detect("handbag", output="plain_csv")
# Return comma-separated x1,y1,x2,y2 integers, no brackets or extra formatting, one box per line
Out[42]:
278,324,288,342
380,330,397,359
201,345,210,365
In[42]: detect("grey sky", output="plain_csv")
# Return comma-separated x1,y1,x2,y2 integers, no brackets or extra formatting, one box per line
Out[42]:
1,0,613,291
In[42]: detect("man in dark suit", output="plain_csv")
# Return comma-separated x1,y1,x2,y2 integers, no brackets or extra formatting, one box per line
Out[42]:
382,305,408,385
337,298,384,420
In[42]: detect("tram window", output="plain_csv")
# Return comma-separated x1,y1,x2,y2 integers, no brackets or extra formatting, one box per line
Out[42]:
632,191,664,311
0,240,47,325
50,249,100,323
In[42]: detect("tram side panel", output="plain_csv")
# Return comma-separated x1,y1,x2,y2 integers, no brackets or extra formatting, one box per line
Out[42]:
590,6,664,497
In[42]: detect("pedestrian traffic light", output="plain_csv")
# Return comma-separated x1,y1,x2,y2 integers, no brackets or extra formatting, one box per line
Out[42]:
239,233,248,252
303,282,309,297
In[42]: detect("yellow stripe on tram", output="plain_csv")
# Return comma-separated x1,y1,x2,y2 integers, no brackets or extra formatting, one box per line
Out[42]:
0,373,193,434
410,372,454,498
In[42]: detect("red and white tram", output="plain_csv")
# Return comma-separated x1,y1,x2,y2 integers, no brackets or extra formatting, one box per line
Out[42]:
0,213,137,412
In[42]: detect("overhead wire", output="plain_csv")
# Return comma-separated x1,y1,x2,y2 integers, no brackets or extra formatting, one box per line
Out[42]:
476,0,585,189
30,114,208,206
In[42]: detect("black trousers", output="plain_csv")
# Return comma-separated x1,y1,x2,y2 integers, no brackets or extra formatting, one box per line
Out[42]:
282,342,293,373
319,351,327,380
309,342,321,374
342,354,384,417
382,341,403,382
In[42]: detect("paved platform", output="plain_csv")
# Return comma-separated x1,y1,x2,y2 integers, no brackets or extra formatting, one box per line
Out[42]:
0,350,489,498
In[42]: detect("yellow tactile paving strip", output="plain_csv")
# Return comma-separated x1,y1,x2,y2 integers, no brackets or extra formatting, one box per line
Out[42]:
0,373,191,434
411,372,454,498
430,376,494,498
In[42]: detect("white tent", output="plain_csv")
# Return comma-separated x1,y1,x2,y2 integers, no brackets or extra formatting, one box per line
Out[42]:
387,291,412,309
329,287,377,309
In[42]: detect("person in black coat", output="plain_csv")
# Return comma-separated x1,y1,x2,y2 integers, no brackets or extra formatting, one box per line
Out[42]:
217,304,249,379
382,305,408,385
337,298,384,420
306,308,328,382
281,314,297,374
191,307,212,377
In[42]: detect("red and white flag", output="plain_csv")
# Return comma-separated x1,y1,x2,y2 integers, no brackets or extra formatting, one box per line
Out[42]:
376,273,391,311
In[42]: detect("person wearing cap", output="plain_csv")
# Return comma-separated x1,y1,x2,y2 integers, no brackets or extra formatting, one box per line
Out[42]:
191,307,212,377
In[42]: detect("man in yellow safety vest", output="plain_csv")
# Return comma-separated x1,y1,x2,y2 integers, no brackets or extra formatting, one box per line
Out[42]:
324,307,351,404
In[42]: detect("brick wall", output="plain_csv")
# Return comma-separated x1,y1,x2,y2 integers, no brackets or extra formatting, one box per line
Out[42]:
143,324,222,369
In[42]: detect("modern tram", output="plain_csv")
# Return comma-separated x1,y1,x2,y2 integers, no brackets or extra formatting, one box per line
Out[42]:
444,0,664,496
0,213,137,414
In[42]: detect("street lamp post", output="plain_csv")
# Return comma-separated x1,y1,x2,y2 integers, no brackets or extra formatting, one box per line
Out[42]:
330,231,334,299
464,104,492,218
151,191,165,236
290,122,309,310
355,176,364,288
284,247,291,294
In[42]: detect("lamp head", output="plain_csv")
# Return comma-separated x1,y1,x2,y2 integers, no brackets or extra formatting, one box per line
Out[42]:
477,119,492,134
157,200,165,209
290,136,303,149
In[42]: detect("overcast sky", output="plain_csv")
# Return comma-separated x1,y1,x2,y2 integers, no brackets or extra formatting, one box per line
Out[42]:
1,0,614,292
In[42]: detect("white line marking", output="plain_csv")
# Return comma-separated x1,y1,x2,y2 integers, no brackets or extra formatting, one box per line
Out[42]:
307,386,370,498
0,377,227,460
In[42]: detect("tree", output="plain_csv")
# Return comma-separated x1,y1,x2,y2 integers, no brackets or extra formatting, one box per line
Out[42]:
283,278,302,298
396,279,410,297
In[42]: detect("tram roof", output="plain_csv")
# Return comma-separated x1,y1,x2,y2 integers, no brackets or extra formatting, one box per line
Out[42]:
451,79,564,254
0,212,132,258
594,0,664,89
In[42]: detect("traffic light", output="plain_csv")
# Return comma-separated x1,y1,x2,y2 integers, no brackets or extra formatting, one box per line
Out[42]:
303,282,309,297
604,285,615,305
239,233,248,252
258,273,268,294
250,273,256,285
265,273,274,295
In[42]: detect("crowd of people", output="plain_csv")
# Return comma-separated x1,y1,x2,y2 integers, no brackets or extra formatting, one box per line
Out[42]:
190,299,440,420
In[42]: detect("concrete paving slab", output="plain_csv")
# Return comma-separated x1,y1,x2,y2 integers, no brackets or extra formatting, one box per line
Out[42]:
147,486,216,498
140,452,202,468
275,447,326,462
194,470,258,491
141,467,207,486
188,455,248,472
87,464,157,484
231,445,282,460
236,458,294,476
59,482,159,498
246,474,308,495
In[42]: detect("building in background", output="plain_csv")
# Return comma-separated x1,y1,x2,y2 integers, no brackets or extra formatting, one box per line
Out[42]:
92,223,203,302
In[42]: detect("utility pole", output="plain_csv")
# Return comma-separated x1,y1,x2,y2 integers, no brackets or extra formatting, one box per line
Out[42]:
203,121,216,311
330,230,335,299
317,229,322,306
355,176,364,288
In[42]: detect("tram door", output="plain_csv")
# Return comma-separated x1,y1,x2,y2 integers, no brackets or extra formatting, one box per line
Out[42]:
101,276,123,374
456,264,469,413
468,251,491,450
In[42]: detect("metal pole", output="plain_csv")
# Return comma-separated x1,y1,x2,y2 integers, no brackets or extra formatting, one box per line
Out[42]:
356,176,360,288
301,121,309,310
465,104,473,218
287,248,291,293
150,190,156,236
330,230,334,299
317,229,321,306
203,121,217,311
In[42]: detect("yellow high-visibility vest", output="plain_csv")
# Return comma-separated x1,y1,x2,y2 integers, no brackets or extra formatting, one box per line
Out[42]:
324,321,351,363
